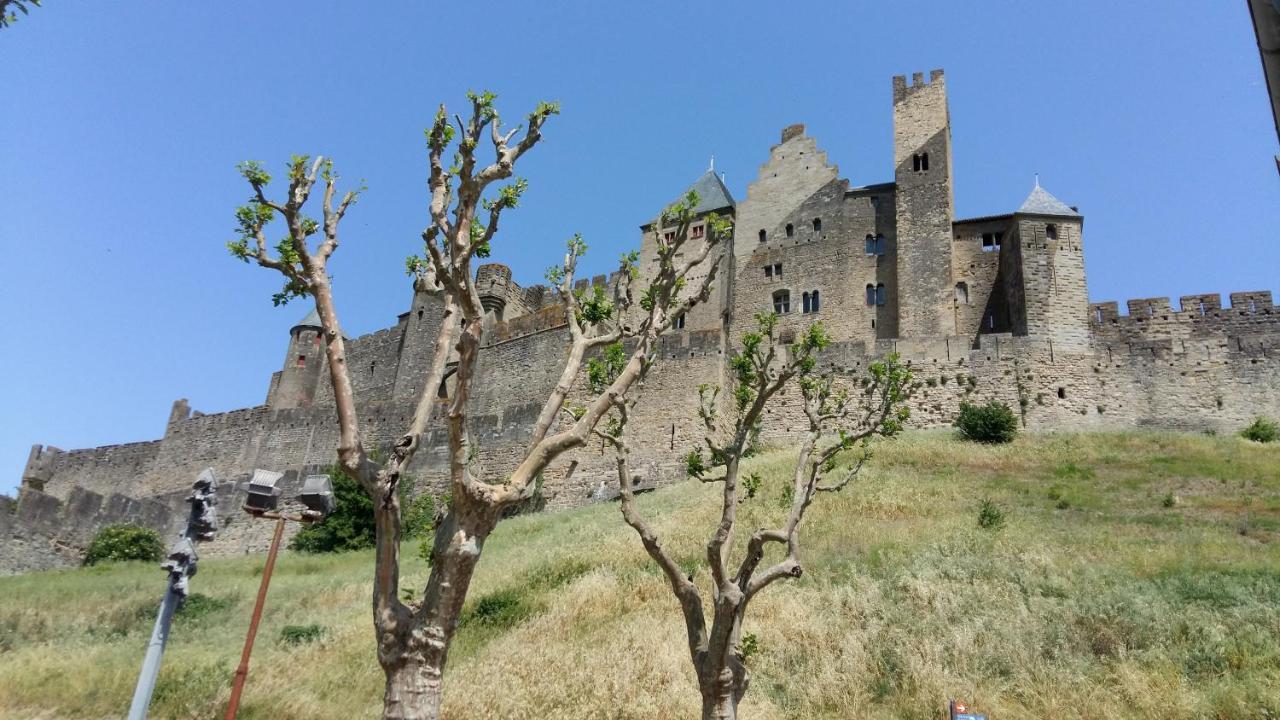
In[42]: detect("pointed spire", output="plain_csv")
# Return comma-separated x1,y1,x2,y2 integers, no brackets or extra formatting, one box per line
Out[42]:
1018,179,1079,217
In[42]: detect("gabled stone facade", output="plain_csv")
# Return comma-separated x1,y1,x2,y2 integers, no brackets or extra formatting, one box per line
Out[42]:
4,71,1278,574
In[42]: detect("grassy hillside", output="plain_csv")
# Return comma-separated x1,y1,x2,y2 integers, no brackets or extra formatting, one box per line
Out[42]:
1,431,1278,719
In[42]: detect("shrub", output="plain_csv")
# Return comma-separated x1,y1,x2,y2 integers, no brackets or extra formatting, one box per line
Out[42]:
460,588,531,630
955,401,1018,444
1162,492,1178,508
1240,417,1278,444
977,498,1006,529
83,524,164,566
279,624,324,646
739,632,760,661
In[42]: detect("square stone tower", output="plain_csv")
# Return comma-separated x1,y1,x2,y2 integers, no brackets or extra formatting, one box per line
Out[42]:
892,70,956,339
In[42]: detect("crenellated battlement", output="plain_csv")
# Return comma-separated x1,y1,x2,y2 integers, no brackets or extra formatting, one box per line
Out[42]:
1091,291,1275,330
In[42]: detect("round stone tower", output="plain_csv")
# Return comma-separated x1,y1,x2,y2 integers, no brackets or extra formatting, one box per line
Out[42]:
476,263,512,322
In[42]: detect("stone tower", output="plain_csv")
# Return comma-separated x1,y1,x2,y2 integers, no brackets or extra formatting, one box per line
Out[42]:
1003,182,1089,350
391,280,449,401
267,309,326,409
893,70,956,338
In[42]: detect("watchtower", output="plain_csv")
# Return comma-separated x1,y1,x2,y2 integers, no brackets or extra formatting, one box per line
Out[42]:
893,70,956,338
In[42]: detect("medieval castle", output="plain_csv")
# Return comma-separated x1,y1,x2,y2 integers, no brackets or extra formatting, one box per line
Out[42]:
4,70,1278,574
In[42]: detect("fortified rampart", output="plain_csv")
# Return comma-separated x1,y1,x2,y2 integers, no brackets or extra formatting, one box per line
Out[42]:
4,70,1278,574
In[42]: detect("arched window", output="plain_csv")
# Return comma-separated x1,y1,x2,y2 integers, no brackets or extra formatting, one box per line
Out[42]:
812,217,822,232
802,292,811,313
1198,301,1206,317
876,234,886,254
1045,223,1058,240
875,283,887,306
758,229,767,243
773,290,791,314
1094,308,1103,324
785,223,794,238
865,234,875,255
955,282,969,305
810,289,821,312
866,284,876,306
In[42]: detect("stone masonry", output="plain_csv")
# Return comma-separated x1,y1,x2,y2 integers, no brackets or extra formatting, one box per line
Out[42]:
4,70,1278,574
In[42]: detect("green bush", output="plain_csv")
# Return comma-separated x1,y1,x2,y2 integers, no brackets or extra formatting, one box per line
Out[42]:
279,624,324,646
1240,417,1278,444
977,498,1006,529
955,401,1018,444
83,524,164,566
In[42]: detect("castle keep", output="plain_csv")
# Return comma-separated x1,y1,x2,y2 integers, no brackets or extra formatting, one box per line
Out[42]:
5,70,1278,574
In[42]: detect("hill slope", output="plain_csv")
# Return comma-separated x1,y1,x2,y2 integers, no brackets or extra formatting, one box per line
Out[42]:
1,431,1278,719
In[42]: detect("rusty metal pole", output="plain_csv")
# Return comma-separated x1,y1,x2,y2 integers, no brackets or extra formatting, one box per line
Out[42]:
224,515,286,720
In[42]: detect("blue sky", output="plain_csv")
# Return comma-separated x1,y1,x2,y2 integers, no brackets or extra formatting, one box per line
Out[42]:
1,1,1276,495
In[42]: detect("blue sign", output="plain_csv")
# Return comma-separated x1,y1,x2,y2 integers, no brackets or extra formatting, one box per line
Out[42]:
955,715,987,720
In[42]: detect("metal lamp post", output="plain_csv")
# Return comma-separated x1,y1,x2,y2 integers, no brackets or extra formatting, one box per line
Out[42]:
128,468,220,720
223,471,333,720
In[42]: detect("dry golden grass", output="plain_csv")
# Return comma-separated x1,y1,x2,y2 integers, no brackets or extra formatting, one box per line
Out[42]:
1,430,1278,719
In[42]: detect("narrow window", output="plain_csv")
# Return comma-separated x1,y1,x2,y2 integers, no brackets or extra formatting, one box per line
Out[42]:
1045,224,1058,240
812,217,822,232
865,234,875,254
1057,387,1067,399
955,282,969,305
912,154,921,172
876,234,886,254
764,265,773,279
1250,300,1258,314
370,361,376,376
875,283,886,306
773,262,782,277
1198,301,1206,316
773,290,791,314
296,355,306,368
987,314,995,329
866,284,876,306
995,232,1003,248
920,152,930,171
802,292,811,314
871,318,876,329
417,308,424,321
674,313,686,329
785,223,794,238
811,289,820,312
663,231,675,242
313,334,322,347
758,229,767,243
1094,308,1103,324
1146,304,1154,317
691,225,704,239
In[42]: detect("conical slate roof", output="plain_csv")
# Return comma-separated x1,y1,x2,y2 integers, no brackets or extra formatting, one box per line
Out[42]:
1017,181,1080,217
292,307,322,330
680,169,736,215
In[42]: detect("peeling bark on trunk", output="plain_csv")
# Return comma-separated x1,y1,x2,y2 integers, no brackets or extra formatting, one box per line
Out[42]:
382,654,443,720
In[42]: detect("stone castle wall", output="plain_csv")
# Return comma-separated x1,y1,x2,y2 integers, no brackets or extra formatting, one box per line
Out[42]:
5,70,1278,575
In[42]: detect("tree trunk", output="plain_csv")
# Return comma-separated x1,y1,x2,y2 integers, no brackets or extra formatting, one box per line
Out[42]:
697,659,747,720
382,653,444,720
699,676,742,720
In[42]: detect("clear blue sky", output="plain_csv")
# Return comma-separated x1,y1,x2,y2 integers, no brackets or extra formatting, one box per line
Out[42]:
1,1,1276,495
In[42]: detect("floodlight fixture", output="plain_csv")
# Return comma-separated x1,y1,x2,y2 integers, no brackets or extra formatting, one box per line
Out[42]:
244,469,283,513
299,474,335,518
